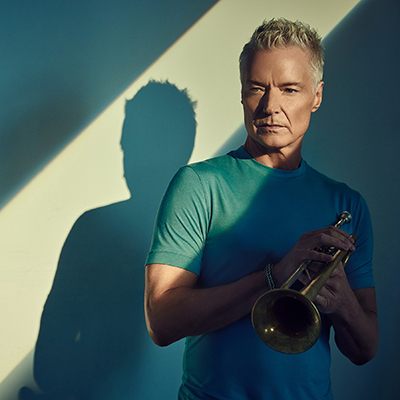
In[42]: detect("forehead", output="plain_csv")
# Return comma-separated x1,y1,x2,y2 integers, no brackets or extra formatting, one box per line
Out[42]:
244,46,313,85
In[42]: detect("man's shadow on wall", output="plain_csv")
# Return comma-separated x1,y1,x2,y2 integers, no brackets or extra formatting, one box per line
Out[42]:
23,81,196,400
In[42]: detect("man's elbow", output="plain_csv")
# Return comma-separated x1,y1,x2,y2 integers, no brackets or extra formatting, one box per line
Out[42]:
146,321,177,347
349,343,378,366
145,307,179,347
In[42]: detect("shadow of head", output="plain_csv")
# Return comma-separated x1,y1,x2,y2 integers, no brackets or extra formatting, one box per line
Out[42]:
121,80,197,191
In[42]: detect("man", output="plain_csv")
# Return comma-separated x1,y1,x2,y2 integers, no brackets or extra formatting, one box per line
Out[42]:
145,18,378,399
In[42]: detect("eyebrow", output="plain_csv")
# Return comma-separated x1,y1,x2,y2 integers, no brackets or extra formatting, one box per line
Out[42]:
247,79,304,88
246,80,265,87
280,81,306,89
281,81,302,87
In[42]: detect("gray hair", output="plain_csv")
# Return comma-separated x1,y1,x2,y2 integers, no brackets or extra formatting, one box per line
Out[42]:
239,18,324,91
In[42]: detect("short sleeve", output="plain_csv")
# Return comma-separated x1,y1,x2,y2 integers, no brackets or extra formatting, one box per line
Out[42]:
345,193,375,290
145,166,210,275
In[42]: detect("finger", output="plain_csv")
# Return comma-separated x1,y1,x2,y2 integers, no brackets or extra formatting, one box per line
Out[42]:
306,260,346,276
318,229,355,252
313,293,328,311
299,227,355,257
306,249,334,263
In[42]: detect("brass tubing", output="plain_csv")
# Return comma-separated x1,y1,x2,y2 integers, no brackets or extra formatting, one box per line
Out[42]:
251,212,356,354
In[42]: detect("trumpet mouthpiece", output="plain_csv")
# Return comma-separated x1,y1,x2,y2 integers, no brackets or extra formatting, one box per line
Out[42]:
336,211,352,227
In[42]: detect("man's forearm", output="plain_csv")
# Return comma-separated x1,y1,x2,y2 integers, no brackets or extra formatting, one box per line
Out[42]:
145,267,267,347
331,287,378,365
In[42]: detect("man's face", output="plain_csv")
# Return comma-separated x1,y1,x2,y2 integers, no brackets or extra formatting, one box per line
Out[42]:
241,46,323,155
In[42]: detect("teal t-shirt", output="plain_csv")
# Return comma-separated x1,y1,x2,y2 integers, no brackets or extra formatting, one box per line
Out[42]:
146,147,374,400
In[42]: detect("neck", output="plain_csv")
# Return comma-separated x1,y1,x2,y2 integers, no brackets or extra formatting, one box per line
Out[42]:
242,137,302,171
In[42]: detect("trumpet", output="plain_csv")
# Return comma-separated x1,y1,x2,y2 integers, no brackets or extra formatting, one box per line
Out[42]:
251,212,356,354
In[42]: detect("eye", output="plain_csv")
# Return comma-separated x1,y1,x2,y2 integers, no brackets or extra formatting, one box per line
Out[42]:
284,88,297,93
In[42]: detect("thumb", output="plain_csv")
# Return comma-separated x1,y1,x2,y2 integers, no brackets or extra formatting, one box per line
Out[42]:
314,294,327,311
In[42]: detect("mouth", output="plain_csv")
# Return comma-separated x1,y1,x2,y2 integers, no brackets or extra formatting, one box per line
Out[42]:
255,117,284,126
255,120,286,131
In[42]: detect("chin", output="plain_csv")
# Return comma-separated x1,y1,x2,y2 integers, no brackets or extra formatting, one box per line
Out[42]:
256,135,288,150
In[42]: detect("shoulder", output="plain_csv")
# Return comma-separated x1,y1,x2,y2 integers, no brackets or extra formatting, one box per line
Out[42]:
304,162,371,236
304,162,362,199
170,149,245,190
188,150,242,175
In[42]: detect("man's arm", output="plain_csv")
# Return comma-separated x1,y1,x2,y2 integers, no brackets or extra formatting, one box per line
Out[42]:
145,226,357,347
313,265,378,365
145,263,267,346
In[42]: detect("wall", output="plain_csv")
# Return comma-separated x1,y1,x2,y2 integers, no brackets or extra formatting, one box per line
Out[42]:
1,0,398,399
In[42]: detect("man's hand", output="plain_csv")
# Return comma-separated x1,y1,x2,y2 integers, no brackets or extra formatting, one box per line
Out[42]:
312,262,354,314
271,226,378,365
272,225,355,287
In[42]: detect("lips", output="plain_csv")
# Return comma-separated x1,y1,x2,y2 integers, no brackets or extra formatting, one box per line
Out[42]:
254,118,285,129
255,120,285,130
260,124,284,130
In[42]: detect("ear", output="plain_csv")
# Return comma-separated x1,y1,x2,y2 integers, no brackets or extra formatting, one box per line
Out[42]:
311,81,324,112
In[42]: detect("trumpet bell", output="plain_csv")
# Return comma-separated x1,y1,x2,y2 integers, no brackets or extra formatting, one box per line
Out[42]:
251,288,321,354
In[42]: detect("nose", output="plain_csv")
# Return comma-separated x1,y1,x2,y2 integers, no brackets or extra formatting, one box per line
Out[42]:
262,89,280,115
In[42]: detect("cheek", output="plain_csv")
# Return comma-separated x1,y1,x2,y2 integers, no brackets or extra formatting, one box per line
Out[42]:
243,110,253,131
244,98,261,121
289,103,312,127
243,101,254,121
